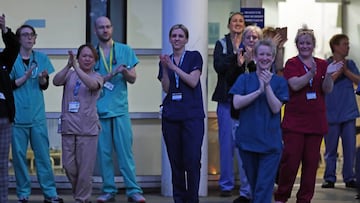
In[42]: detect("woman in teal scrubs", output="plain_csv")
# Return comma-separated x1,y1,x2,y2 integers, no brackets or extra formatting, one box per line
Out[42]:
9,25,62,203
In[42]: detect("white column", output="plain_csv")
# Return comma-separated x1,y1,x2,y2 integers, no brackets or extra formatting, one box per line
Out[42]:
161,0,208,197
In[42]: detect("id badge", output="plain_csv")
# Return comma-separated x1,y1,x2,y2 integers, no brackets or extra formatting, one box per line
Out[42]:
0,92,5,100
68,101,80,112
104,81,114,91
172,92,182,101
306,92,317,100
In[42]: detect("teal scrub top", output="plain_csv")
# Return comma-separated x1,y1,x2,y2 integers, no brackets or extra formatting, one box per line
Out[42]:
95,42,139,118
9,51,55,126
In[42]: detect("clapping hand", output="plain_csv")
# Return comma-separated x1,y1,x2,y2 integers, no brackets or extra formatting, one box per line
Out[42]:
326,60,344,74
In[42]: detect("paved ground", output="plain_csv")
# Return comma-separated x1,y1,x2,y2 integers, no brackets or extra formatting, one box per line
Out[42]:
7,182,360,203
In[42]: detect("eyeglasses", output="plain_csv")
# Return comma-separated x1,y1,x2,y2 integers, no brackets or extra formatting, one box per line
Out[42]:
297,28,314,35
20,32,37,38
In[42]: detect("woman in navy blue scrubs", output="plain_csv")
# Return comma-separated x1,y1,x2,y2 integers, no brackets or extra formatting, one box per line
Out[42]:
158,24,205,203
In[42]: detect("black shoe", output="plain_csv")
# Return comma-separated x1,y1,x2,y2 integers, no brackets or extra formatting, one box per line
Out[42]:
44,196,64,203
220,190,232,197
233,196,250,203
321,181,335,188
355,194,360,199
345,180,357,188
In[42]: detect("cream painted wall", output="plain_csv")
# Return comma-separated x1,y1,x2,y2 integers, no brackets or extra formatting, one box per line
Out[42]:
0,0,86,112
0,0,85,48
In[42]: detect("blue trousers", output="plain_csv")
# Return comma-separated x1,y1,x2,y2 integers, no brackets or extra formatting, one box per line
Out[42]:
162,118,204,203
323,120,356,183
240,150,281,203
97,116,143,196
12,123,58,199
217,102,251,198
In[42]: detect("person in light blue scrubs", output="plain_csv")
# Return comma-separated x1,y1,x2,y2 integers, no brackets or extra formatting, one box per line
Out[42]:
94,16,145,203
9,25,63,203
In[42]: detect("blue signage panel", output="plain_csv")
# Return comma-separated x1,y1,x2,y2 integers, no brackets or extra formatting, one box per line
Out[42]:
240,8,265,28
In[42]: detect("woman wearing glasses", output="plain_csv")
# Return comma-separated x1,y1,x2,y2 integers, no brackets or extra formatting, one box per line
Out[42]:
9,24,63,203
53,44,103,203
274,26,343,203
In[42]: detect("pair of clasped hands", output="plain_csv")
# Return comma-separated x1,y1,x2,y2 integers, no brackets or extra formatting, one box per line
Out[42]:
159,54,177,71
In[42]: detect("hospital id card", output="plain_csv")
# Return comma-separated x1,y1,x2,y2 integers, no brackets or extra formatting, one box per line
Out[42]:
306,92,317,100
68,101,80,113
172,92,182,101
104,81,114,91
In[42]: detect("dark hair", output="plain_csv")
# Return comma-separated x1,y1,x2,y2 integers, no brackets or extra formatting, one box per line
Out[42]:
15,24,36,38
329,34,348,53
169,24,189,39
228,12,244,25
76,43,99,61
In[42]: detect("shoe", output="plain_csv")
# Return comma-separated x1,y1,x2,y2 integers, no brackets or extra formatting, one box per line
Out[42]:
18,197,29,203
355,194,360,199
128,193,146,203
321,181,335,188
97,193,115,202
44,196,64,203
233,195,250,203
345,180,357,188
220,190,232,197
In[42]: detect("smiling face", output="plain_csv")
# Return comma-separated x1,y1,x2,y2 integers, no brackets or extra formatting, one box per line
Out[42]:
169,28,188,51
77,46,97,73
255,44,275,71
296,34,315,58
228,13,245,34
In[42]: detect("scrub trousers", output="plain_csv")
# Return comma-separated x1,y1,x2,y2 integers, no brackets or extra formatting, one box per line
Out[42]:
97,115,143,197
12,123,58,199
274,132,323,203
62,134,98,202
217,102,251,198
239,149,281,203
323,120,356,183
162,118,204,203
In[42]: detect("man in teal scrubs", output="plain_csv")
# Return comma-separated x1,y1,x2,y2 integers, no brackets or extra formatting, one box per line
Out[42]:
94,16,145,203
10,25,63,203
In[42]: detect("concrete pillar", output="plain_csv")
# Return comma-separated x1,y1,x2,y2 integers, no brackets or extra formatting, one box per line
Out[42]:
161,0,209,197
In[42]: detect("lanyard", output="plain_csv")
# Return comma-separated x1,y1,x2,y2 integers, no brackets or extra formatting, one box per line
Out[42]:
303,65,313,87
73,80,81,97
99,42,114,73
171,51,186,88
298,56,314,87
